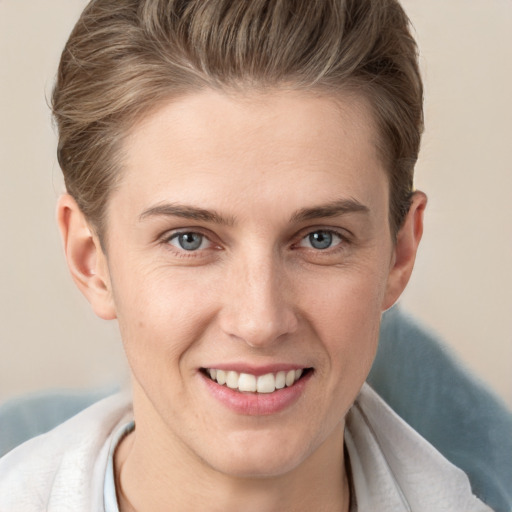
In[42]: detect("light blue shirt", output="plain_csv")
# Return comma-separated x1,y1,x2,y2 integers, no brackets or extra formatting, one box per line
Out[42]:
104,421,135,512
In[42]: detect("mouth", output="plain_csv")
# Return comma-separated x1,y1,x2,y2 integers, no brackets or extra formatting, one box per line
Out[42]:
201,367,313,394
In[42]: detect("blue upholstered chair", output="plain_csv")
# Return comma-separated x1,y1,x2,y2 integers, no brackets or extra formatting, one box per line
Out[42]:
1,306,511,511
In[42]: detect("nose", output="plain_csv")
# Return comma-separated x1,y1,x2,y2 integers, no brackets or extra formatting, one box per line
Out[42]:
219,251,298,348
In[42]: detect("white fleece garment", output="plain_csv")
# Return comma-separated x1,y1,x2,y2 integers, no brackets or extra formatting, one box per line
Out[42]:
0,384,492,512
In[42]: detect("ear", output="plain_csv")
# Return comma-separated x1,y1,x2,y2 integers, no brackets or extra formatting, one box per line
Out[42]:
57,194,117,320
382,191,427,311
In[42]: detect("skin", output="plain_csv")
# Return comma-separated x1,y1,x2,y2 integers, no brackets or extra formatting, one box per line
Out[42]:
58,89,426,512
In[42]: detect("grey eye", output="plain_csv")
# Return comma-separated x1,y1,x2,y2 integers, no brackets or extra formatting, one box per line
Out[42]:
170,232,207,251
300,230,342,250
309,231,333,249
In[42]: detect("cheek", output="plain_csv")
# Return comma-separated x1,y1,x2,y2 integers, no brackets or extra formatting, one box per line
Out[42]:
111,267,218,375
296,262,388,371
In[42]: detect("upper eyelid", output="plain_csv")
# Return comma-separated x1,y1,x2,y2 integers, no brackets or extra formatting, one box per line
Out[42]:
160,227,214,242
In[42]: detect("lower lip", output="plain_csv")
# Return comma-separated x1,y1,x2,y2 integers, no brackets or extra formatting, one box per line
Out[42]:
201,371,312,416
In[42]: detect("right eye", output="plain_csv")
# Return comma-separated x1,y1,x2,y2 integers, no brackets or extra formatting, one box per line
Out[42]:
298,229,344,251
167,232,212,251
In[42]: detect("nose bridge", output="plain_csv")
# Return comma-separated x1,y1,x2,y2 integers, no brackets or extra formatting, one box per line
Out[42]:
221,246,297,347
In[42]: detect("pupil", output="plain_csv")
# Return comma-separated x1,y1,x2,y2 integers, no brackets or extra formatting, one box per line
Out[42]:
179,232,202,250
309,231,332,250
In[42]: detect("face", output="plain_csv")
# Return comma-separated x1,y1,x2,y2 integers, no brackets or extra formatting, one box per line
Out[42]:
73,89,419,478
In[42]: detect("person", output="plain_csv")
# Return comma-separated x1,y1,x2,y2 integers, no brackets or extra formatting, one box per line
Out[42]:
0,0,494,510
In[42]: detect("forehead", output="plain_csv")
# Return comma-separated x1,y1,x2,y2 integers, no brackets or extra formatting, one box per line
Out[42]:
111,88,388,226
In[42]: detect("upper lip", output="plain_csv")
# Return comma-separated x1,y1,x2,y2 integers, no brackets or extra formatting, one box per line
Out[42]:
200,364,310,377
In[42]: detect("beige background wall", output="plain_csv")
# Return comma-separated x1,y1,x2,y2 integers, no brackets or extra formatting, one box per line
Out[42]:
1,0,511,408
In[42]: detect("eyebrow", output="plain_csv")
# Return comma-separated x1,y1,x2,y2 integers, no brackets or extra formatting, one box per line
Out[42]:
138,198,369,226
138,203,235,226
290,198,370,223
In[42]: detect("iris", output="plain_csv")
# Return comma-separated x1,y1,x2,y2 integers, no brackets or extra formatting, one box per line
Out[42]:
177,232,203,251
308,231,333,250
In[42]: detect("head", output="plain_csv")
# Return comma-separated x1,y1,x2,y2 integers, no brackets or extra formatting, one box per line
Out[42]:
53,0,423,244
55,0,426,486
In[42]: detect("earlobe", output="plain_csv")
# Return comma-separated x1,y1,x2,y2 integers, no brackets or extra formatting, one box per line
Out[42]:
56,194,117,320
382,191,427,311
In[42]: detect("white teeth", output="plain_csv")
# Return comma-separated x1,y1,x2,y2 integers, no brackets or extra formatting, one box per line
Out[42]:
285,370,295,387
257,373,276,393
275,371,286,389
238,373,257,392
206,368,306,393
216,369,227,385
226,371,239,389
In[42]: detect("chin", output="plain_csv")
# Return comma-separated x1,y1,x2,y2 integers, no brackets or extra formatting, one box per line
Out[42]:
202,429,316,479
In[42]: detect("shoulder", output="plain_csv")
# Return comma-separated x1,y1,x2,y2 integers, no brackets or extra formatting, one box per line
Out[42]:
0,392,132,512
345,383,493,512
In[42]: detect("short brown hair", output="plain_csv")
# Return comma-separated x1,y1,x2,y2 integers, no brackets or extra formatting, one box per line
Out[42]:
52,0,423,241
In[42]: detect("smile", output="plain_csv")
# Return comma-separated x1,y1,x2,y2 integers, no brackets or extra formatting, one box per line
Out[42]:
203,368,310,394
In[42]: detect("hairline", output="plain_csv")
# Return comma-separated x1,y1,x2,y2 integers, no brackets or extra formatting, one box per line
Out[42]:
92,82,399,251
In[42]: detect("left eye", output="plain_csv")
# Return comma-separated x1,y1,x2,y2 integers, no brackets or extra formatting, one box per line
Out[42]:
168,232,211,251
299,230,343,250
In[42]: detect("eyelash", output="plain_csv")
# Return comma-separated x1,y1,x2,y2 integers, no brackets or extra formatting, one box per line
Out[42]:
295,229,346,251
160,227,350,259
160,230,216,258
